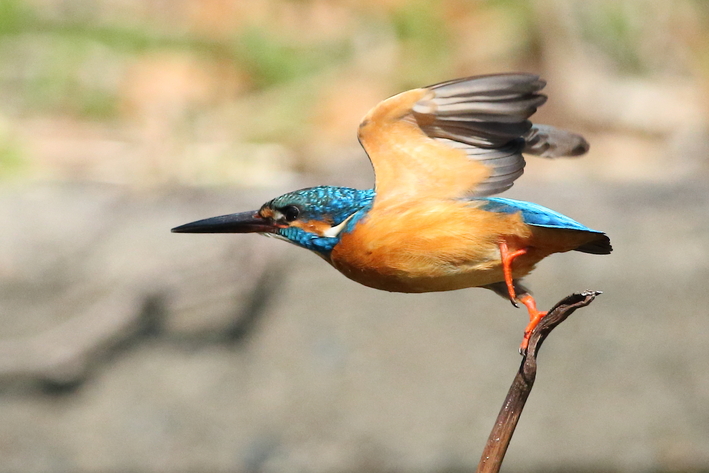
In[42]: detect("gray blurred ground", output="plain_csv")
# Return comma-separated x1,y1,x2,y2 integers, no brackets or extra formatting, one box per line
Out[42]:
0,176,707,473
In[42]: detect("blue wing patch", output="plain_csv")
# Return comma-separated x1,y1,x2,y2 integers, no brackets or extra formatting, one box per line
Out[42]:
477,197,602,233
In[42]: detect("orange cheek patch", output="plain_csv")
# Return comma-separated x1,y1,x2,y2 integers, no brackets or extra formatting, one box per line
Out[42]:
260,208,275,219
292,219,334,236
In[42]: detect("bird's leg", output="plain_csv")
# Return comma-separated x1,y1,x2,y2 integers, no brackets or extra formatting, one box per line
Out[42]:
498,241,528,305
499,240,548,352
518,293,548,353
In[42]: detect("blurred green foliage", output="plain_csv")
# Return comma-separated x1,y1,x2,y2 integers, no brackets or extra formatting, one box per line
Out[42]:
0,0,538,123
390,0,452,88
0,124,26,179
233,27,352,89
579,2,646,73
0,0,705,186
0,0,425,119
0,0,32,35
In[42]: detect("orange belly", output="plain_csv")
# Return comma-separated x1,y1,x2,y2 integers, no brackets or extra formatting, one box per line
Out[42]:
329,201,523,292
328,200,597,293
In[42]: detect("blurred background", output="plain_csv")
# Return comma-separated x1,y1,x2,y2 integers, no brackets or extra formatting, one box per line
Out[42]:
0,0,708,472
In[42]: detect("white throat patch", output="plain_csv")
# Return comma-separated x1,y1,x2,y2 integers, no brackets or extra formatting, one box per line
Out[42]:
322,212,356,238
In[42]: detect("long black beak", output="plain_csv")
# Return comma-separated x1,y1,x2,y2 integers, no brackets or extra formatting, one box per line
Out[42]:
171,211,278,234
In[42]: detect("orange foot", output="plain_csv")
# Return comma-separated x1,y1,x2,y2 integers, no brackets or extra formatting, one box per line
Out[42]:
498,241,548,353
498,241,528,305
518,294,547,353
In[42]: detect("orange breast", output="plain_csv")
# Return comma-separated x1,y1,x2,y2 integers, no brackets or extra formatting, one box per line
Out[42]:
329,200,530,292
329,199,602,293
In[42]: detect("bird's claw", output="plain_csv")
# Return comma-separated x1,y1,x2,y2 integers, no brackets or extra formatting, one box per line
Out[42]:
518,330,531,356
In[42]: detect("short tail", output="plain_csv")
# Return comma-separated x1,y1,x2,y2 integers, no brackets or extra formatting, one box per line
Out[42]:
575,233,612,255
523,124,589,158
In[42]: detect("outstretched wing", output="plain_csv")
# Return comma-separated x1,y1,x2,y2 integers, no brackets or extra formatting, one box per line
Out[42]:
358,74,547,202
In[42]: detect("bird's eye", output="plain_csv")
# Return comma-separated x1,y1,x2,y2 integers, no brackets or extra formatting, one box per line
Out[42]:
282,205,300,222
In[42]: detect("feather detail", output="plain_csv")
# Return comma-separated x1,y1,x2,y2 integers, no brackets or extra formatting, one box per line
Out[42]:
476,197,598,232
358,74,591,200
476,197,612,254
358,88,491,202
523,124,589,158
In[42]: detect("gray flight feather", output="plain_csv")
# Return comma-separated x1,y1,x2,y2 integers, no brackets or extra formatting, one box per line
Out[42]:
522,124,589,158
410,74,588,197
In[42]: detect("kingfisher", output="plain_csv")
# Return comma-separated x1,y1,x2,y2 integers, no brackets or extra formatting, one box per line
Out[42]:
172,73,611,351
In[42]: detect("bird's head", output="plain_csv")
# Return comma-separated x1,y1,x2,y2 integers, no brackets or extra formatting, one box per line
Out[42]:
172,186,374,256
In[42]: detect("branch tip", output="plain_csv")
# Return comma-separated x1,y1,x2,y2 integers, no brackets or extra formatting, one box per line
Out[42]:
476,290,601,473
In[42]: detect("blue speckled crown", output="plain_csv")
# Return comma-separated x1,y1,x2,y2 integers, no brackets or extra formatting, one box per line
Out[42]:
266,186,374,255
267,186,374,225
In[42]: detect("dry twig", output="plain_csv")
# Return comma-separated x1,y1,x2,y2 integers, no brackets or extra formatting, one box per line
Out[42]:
476,291,601,473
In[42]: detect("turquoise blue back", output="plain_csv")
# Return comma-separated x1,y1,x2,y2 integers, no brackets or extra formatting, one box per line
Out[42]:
477,197,602,233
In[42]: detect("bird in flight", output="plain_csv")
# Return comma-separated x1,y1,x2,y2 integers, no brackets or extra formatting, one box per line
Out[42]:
173,73,611,352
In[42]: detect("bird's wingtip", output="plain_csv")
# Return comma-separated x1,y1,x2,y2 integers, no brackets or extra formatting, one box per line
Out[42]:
576,233,612,255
